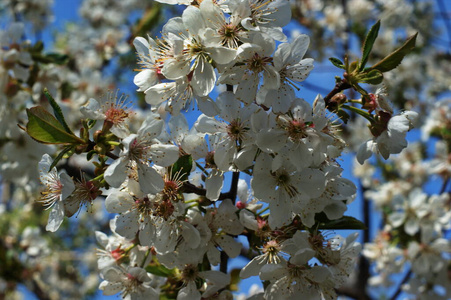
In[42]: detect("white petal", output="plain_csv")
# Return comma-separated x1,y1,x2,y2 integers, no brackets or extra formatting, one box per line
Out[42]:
138,164,165,194
256,129,286,152
259,264,286,281
134,69,158,91
216,235,241,258
195,114,224,134
197,96,219,117
99,281,123,296
388,211,406,228
240,256,266,279
60,172,75,200
150,144,180,167
138,223,156,246
104,158,128,188
207,46,237,64
291,247,315,265
182,5,205,37
181,222,201,249
105,191,135,213
162,57,190,79
80,98,103,120
38,154,52,174
205,170,224,201
404,217,419,236
235,73,259,104
356,140,374,164
46,201,65,232
192,59,216,96
177,281,201,300
239,209,258,230
133,37,150,55
115,212,139,239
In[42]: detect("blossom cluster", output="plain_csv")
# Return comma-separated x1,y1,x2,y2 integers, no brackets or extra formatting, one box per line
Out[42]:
355,99,451,298
1,0,447,299
32,0,368,298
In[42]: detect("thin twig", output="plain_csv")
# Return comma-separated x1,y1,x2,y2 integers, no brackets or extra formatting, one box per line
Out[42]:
440,176,449,194
220,172,240,273
389,269,412,300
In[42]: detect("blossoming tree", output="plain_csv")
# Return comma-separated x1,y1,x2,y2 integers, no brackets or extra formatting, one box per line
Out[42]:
0,0,450,299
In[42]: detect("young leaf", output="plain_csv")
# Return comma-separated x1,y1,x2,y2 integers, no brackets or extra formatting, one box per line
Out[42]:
44,53,69,65
318,216,367,230
329,57,345,69
49,146,74,171
359,20,381,71
25,106,84,145
336,109,350,124
31,52,69,65
145,263,175,277
368,33,418,73
44,88,74,134
169,155,193,181
359,69,384,85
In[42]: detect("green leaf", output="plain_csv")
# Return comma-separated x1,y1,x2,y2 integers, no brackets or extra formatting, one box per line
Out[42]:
31,52,69,65
229,269,241,291
87,119,97,129
329,57,345,69
49,146,74,171
44,88,74,134
359,69,384,85
31,41,44,52
44,53,69,65
25,106,84,145
133,4,162,38
86,150,96,161
145,264,175,277
318,216,367,230
359,20,380,71
369,33,418,73
336,109,350,124
349,61,359,74
169,155,193,181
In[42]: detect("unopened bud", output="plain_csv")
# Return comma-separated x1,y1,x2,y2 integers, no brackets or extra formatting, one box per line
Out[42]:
94,144,106,155
93,130,102,142
74,144,88,154
331,93,347,104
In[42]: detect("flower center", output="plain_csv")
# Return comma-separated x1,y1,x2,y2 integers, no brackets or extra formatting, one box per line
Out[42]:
274,171,298,198
263,240,282,264
122,273,144,297
111,246,125,262
218,23,241,48
40,173,63,208
246,53,272,73
181,264,199,283
135,197,153,217
205,151,216,168
187,39,205,57
163,180,180,202
153,198,175,220
226,119,248,144
287,263,307,278
286,120,308,141
129,138,151,163
105,107,129,125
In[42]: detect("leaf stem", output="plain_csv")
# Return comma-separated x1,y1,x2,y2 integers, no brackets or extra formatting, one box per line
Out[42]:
341,105,374,123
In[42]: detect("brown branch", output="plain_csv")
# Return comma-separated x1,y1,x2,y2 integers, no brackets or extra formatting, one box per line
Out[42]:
323,78,351,110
